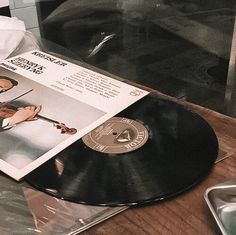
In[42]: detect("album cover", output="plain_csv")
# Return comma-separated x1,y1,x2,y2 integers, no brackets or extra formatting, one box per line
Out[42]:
0,50,148,180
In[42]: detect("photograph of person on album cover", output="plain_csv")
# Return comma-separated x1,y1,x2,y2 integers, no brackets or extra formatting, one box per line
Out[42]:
0,71,106,169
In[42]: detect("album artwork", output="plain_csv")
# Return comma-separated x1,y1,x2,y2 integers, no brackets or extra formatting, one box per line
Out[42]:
0,50,148,180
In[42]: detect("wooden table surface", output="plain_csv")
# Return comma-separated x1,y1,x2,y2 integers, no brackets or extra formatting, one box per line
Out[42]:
82,90,236,235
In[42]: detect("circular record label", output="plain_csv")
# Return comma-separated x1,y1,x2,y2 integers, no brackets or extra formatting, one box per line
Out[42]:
82,117,149,154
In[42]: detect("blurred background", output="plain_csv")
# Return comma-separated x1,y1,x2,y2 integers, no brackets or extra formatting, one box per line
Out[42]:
3,0,236,116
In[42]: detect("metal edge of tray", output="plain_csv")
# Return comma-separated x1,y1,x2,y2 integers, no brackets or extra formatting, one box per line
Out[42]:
204,180,236,235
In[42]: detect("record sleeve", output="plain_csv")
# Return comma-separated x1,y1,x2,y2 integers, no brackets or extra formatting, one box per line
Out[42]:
0,173,127,234
0,49,148,180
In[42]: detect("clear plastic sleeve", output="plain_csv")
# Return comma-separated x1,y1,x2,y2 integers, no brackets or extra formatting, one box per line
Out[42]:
0,174,127,234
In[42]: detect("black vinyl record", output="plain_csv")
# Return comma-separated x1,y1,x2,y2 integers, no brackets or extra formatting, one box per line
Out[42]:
25,93,218,206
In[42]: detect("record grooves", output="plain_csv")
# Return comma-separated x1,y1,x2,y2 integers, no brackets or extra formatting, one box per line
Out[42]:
25,93,218,206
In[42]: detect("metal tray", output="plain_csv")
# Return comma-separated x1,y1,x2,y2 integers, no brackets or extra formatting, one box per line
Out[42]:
205,180,236,235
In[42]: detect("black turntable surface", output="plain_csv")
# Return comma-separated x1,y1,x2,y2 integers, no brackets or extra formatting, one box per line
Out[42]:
37,0,236,114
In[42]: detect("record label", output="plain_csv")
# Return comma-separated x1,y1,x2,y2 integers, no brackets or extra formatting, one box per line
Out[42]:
82,117,149,154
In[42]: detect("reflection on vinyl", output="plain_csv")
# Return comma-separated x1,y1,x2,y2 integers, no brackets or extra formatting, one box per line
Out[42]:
26,93,218,206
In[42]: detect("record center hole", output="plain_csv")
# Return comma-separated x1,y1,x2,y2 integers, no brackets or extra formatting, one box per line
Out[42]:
113,132,117,135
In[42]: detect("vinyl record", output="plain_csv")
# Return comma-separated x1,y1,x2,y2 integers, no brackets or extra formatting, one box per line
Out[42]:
25,93,218,206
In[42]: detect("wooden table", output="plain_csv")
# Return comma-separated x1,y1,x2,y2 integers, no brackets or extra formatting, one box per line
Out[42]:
82,90,236,235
